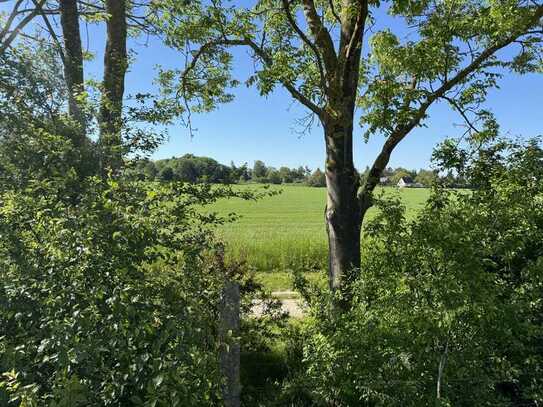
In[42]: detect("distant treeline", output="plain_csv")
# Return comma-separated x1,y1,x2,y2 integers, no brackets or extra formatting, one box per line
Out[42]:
126,155,466,187
126,155,327,186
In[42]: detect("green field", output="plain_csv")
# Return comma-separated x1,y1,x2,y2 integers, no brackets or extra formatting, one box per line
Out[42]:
210,184,430,274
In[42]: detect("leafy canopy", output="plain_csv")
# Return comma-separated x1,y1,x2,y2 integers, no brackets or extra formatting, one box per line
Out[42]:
152,0,542,138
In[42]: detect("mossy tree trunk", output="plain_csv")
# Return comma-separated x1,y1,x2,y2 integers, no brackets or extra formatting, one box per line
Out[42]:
100,0,128,173
59,0,86,143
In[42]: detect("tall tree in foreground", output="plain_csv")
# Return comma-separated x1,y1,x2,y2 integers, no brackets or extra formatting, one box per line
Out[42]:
154,0,543,307
100,0,128,172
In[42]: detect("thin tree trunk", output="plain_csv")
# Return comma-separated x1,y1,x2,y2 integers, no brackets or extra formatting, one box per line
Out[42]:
436,330,450,401
100,0,128,173
59,0,86,138
323,119,362,309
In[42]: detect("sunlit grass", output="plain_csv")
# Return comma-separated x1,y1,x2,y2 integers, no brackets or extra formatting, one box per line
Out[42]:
209,184,430,274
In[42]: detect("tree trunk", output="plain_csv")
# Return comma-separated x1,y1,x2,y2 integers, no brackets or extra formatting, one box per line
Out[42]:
219,281,241,407
59,0,86,142
323,119,362,309
100,0,127,173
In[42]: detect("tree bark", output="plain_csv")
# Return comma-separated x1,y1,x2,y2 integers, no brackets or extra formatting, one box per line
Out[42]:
219,281,241,407
321,0,365,308
323,118,362,308
100,0,128,173
59,0,86,138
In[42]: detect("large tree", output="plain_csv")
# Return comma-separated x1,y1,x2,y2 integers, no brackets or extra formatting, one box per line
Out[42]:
154,0,543,307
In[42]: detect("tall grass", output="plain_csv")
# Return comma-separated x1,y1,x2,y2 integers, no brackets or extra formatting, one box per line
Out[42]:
209,184,430,273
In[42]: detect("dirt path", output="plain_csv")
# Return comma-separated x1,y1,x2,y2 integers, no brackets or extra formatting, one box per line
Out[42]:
252,292,304,318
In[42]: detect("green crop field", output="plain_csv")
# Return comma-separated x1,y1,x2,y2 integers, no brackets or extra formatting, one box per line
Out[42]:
209,184,430,275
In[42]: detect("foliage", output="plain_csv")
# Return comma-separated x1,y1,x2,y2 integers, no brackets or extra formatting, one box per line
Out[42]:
152,0,543,122
0,30,287,407
129,155,452,189
0,40,97,182
0,40,67,130
252,160,267,180
414,169,438,187
0,125,262,405
296,138,543,406
155,154,233,183
128,155,313,186
150,0,542,197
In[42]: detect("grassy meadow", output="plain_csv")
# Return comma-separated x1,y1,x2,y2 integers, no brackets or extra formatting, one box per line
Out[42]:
209,184,430,278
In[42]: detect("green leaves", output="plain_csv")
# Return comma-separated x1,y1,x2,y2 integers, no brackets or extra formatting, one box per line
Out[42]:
359,0,543,141
0,142,251,404
300,138,543,405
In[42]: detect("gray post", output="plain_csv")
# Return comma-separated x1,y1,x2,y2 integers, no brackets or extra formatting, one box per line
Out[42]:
219,280,241,407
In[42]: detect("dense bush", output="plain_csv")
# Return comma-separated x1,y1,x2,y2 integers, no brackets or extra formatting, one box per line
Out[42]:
0,125,257,405
0,182,220,404
295,138,543,406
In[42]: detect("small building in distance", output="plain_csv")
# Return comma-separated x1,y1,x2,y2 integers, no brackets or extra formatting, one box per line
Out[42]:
379,176,389,185
397,176,414,188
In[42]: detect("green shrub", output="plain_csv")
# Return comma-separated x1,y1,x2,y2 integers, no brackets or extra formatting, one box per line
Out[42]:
0,118,261,406
298,138,543,406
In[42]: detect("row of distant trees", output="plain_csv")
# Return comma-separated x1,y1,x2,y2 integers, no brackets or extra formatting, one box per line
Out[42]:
126,155,327,185
127,155,466,188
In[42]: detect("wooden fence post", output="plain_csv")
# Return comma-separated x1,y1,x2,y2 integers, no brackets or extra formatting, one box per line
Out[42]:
219,280,241,407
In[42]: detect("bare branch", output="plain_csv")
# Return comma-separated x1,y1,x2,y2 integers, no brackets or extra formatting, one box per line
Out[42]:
441,95,481,135
31,0,65,63
0,0,24,42
0,1,44,56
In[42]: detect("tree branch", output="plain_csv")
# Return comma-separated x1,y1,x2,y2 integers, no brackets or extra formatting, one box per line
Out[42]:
0,0,24,43
181,38,324,116
441,95,481,135
343,1,368,64
328,0,341,24
358,5,543,213
0,1,43,56
282,0,326,90
300,0,337,73
31,0,66,63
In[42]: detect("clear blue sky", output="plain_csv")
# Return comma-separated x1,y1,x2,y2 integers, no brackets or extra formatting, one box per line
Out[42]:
116,36,542,171
4,3,543,170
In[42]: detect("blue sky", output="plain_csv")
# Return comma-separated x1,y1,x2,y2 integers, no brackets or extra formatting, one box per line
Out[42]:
3,3,543,170
110,31,543,171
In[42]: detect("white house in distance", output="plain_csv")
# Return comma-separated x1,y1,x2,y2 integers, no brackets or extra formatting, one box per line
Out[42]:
397,176,414,188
